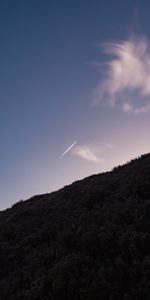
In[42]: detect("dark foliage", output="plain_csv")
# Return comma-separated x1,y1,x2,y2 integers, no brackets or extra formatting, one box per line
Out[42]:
1,154,150,299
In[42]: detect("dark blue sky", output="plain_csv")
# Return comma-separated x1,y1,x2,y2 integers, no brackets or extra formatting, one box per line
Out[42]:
1,0,150,209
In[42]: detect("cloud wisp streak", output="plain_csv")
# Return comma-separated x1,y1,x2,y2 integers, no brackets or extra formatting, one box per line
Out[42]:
94,36,150,113
59,141,77,159
73,145,103,163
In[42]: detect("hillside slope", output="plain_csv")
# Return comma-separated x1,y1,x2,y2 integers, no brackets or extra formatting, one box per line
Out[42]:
1,154,150,299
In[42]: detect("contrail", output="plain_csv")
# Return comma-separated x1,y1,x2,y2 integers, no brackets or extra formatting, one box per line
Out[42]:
59,141,77,159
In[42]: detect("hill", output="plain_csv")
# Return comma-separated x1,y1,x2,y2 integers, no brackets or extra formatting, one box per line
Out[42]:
1,154,150,299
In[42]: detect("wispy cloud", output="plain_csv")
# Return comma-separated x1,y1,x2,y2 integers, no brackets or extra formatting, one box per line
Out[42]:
73,145,103,163
94,35,150,113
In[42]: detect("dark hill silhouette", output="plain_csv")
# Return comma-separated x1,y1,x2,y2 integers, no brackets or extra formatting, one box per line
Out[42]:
1,153,150,299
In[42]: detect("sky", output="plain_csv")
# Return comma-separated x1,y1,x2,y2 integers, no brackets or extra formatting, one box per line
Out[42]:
1,0,150,210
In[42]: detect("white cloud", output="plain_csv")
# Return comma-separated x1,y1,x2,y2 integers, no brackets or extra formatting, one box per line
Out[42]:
122,102,133,113
123,102,150,114
94,36,150,113
73,145,103,163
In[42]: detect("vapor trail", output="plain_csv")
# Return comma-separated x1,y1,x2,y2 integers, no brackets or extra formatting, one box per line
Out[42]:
59,141,77,159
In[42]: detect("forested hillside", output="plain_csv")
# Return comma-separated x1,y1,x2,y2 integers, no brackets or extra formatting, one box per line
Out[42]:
1,154,150,299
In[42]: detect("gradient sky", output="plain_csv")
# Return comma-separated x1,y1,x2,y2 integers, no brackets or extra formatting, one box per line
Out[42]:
1,0,150,210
